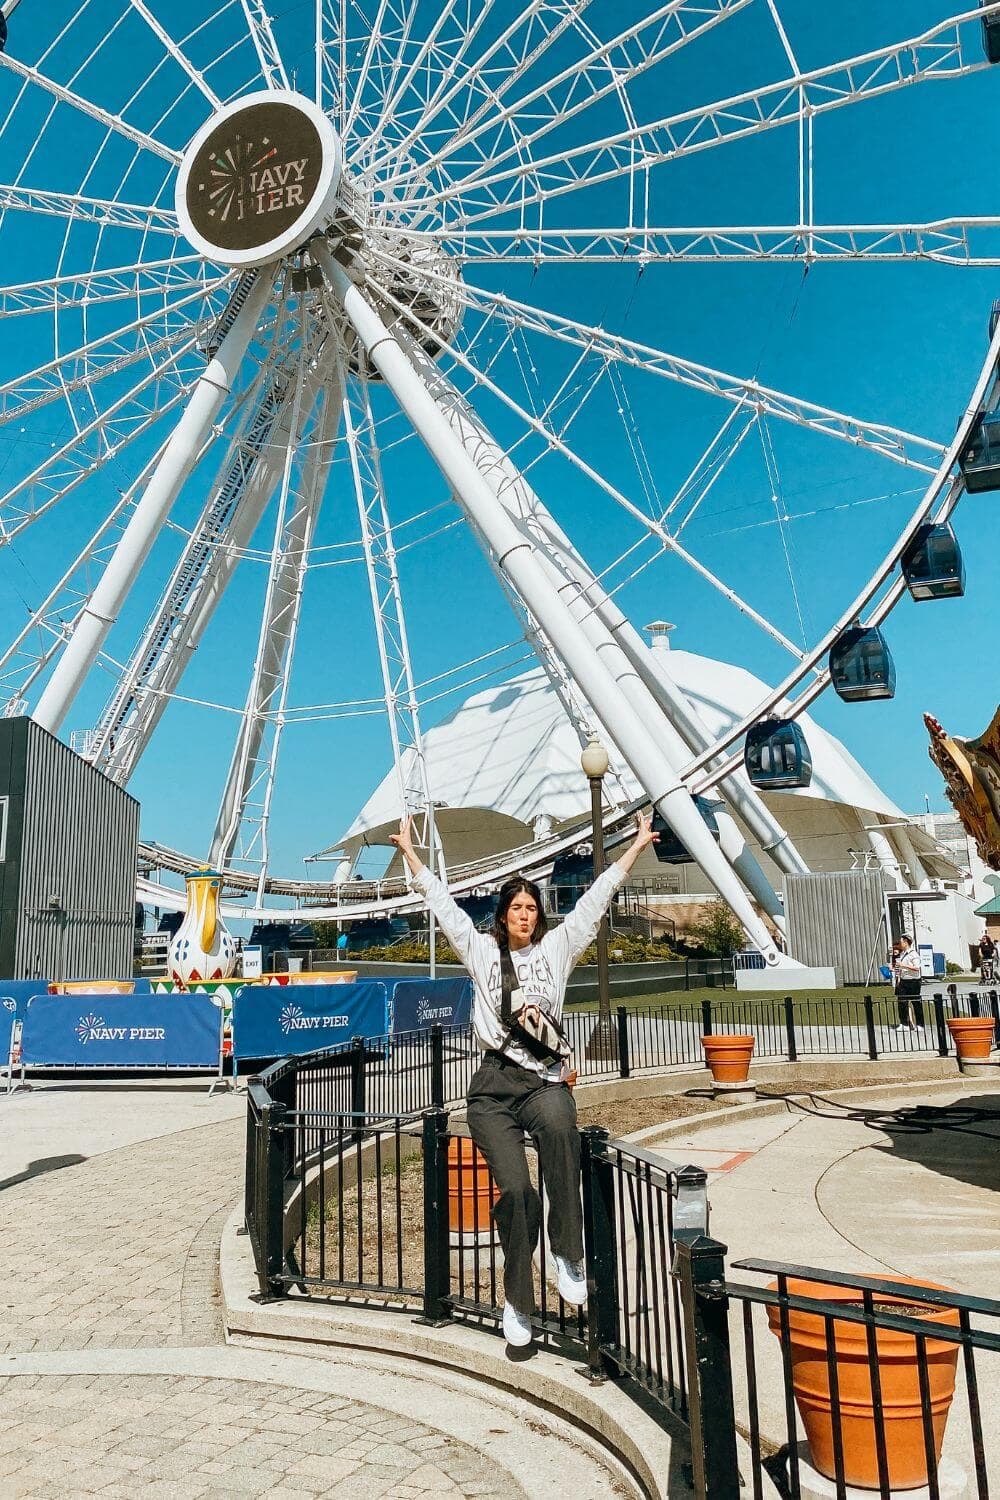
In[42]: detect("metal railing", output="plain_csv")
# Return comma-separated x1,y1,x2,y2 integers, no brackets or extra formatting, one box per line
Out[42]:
674,1241,1000,1500
244,1033,999,1499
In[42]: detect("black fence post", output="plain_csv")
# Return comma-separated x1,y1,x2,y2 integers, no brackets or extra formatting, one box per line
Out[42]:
616,1006,630,1079
863,994,879,1061
580,1126,619,1381
783,995,798,1063
262,1099,287,1299
969,993,982,1019
672,1230,741,1500
991,990,1000,1049
350,1035,366,1124
269,1065,297,1175
933,993,949,1057
244,1076,260,1233
430,1023,445,1108
701,998,713,1038
419,1108,451,1325
685,957,690,992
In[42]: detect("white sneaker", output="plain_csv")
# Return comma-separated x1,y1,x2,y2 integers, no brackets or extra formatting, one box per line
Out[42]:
502,1301,533,1348
554,1254,588,1307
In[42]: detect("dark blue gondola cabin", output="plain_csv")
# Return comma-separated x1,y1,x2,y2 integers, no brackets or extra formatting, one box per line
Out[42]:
960,408,1000,492
982,0,1000,62
652,796,722,864
901,522,965,601
829,625,895,702
744,718,813,790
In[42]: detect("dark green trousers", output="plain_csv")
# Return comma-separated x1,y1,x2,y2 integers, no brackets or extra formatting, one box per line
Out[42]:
466,1051,583,1315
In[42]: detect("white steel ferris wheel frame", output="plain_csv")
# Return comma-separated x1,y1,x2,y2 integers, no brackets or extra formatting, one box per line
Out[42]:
0,1,995,949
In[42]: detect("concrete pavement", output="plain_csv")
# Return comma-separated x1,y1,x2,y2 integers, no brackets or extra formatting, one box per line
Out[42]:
0,1081,639,1499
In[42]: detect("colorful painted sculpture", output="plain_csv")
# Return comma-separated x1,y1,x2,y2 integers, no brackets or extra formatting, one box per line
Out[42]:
925,707,1000,870
168,868,237,986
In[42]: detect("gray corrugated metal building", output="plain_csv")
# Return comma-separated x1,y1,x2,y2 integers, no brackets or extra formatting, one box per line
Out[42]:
784,869,888,986
0,718,139,979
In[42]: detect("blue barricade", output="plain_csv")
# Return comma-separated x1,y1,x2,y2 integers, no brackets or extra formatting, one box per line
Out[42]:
231,981,390,1061
0,981,51,1021
20,993,221,1069
390,977,472,1034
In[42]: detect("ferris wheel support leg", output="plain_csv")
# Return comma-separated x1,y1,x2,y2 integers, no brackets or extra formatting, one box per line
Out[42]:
471,454,810,878
318,244,782,964
32,275,272,737
393,327,787,932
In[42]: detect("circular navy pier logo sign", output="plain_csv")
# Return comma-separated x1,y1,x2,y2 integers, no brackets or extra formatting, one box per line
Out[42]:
176,91,342,268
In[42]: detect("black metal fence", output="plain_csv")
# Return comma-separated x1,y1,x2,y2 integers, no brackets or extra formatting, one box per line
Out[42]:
676,1245,1000,1500
245,1040,998,1499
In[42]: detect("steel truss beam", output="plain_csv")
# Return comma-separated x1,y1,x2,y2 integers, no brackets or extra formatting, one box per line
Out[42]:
32,275,273,735
241,0,290,89
211,366,338,881
342,364,444,879
418,7,991,224
0,184,179,236
417,218,1000,267
370,251,944,472
0,257,219,320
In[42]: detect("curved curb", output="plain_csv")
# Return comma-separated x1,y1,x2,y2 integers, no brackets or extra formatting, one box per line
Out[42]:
221,1200,695,1498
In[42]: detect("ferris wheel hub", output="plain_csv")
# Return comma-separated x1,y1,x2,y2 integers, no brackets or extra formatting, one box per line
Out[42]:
176,90,344,269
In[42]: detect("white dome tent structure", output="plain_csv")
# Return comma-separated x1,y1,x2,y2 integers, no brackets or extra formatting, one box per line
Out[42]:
0,5,996,976
324,630,974,968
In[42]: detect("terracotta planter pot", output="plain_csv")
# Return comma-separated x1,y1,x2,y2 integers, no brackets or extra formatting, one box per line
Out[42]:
947,1016,995,1060
447,1137,499,1236
701,1033,755,1083
766,1277,960,1490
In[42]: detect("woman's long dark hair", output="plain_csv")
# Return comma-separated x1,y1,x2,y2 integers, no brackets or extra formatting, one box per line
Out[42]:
492,875,547,949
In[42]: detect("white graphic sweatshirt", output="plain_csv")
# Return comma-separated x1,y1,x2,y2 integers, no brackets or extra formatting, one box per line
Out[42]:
411,861,627,1080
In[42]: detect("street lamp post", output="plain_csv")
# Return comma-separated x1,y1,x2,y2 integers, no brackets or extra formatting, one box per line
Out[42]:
581,735,616,1061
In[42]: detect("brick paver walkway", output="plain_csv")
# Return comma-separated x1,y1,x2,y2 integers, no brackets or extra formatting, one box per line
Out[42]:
0,1094,632,1499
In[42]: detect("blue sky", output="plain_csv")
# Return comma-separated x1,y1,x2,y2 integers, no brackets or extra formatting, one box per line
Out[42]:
0,1,998,883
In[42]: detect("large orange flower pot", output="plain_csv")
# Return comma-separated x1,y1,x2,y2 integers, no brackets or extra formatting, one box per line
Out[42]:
947,1016,995,1060
447,1137,499,1236
766,1277,960,1490
701,1033,755,1083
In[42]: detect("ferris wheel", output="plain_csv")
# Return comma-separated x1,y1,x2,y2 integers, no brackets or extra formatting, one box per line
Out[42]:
0,0,997,965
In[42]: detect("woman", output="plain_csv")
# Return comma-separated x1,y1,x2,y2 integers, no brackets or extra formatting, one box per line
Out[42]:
893,933,922,1031
391,811,658,1348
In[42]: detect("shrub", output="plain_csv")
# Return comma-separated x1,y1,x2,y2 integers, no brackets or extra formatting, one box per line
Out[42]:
689,900,746,958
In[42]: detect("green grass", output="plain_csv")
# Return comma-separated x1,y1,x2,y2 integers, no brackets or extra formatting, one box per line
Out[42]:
567,984,899,1012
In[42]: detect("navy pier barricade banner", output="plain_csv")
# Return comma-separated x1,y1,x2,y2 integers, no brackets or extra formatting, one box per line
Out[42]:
390,977,472,1034
20,993,221,1069
231,980,390,1060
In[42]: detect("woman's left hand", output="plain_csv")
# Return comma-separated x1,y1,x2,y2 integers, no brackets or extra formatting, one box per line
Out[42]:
630,812,659,852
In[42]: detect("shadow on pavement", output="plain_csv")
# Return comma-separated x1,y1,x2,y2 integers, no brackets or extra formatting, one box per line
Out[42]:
0,1153,88,1191
872,1089,1000,1195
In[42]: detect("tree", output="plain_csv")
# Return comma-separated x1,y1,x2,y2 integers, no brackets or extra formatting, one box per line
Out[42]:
691,900,746,957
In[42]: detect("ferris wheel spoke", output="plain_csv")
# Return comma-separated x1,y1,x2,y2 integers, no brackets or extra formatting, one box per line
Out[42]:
0,336,201,545
0,279,222,429
340,0,394,131
368,269,814,668
361,0,565,176
211,354,337,880
0,445,169,714
370,247,944,469
422,8,989,227
0,50,181,165
126,1,222,108
0,256,220,320
379,0,752,200
239,0,290,89
94,350,318,783
413,218,1000,266
343,365,440,865
0,184,180,236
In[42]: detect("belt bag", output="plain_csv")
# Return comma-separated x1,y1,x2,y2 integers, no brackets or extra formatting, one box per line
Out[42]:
499,944,571,1064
